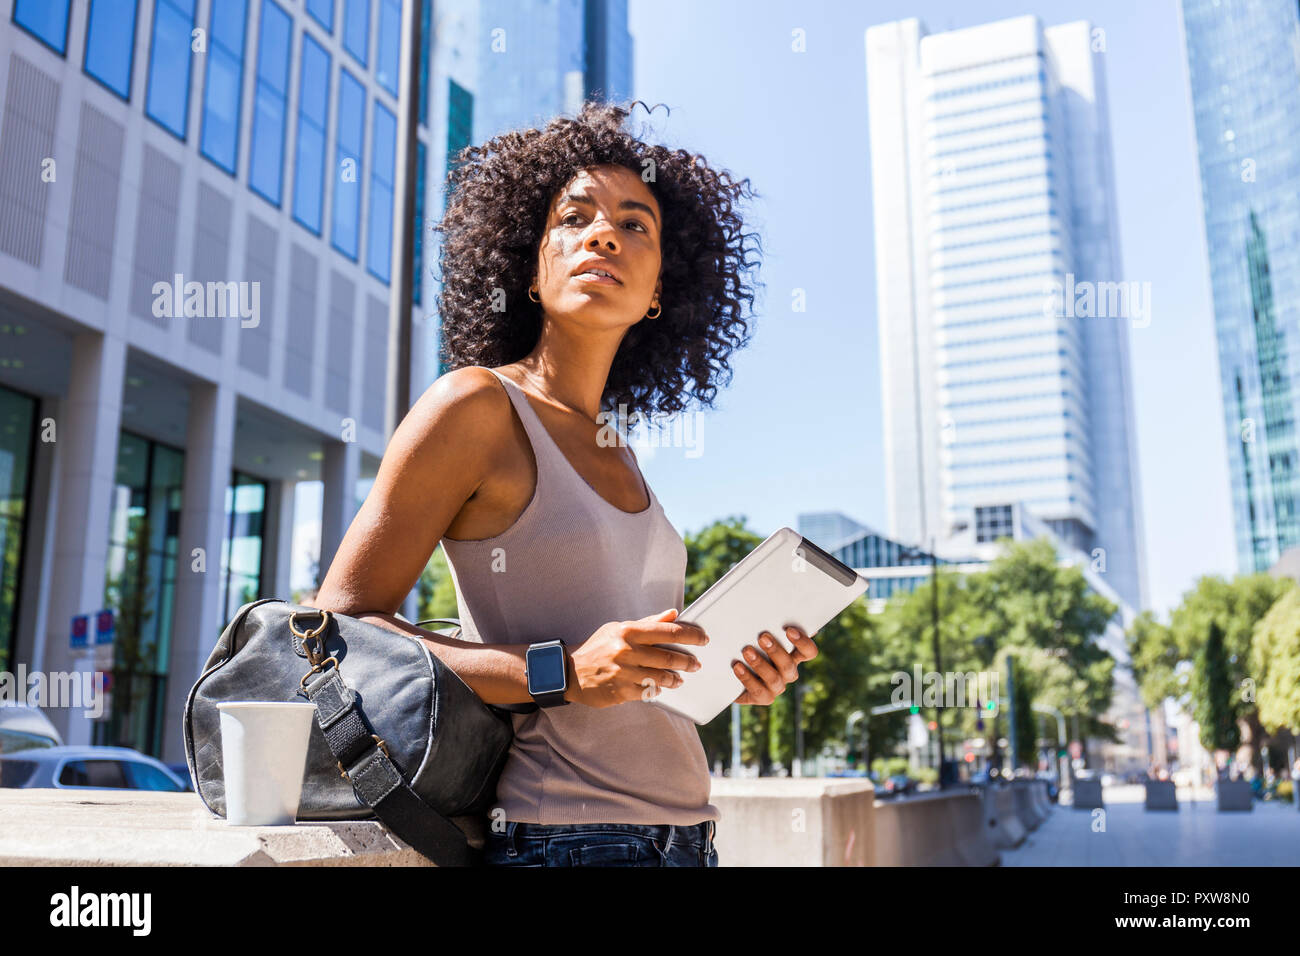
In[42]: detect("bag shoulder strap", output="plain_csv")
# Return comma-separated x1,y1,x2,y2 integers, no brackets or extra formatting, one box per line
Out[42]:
301,664,477,866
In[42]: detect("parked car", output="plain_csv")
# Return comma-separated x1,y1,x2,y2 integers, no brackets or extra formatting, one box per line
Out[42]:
0,746,188,791
880,774,916,797
165,762,195,791
0,703,62,753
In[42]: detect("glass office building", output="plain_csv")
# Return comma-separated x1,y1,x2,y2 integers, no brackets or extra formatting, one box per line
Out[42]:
0,0,421,758
1181,0,1300,572
865,15,1147,612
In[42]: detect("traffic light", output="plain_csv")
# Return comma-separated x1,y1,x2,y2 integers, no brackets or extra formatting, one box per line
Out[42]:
909,705,920,715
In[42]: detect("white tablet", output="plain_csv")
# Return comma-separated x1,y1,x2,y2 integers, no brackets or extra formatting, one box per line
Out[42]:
650,527,869,724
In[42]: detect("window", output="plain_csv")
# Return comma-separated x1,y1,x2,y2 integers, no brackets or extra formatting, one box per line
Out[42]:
366,102,396,283
84,0,138,98
59,760,130,788
413,140,425,306
444,79,473,213
199,0,249,174
123,761,187,791
0,759,39,787
343,0,369,66
145,0,197,138
221,474,267,626
376,0,400,95
306,0,334,31
331,70,365,259
99,432,185,758
974,505,1014,544
249,0,292,206
293,34,331,234
417,0,431,124
12,0,70,55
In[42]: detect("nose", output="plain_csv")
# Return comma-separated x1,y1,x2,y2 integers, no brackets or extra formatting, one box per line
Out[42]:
583,214,619,252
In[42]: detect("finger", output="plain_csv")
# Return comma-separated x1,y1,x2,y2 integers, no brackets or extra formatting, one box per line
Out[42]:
731,660,774,705
785,625,818,663
758,631,799,682
630,666,683,700
738,646,785,699
630,620,710,646
640,645,702,673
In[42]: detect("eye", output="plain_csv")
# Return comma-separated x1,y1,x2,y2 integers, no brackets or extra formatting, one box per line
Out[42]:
560,212,583,226
626,220,647,232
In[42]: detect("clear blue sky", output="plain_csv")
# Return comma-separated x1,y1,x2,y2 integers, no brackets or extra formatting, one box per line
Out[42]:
623,0,1235,619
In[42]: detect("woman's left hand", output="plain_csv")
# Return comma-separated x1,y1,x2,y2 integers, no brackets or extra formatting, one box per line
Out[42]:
732,626,817,705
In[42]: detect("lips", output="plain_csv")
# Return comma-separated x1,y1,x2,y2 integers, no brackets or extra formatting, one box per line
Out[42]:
573,259,623,284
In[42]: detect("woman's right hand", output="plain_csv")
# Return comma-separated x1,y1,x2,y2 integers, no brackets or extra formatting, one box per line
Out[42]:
566,608,708,708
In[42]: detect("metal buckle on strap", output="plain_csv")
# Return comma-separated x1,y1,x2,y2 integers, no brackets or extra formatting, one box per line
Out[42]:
290,610,332,666
299,654,340,689
338,734,390,779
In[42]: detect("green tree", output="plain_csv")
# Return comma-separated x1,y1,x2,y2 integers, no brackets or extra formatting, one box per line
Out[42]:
1169,573,1292,770
1192,620,1239,758
1251,586,1300,740
417,545,460,622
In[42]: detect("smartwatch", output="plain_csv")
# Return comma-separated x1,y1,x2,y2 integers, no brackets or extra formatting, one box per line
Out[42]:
525,639,570,708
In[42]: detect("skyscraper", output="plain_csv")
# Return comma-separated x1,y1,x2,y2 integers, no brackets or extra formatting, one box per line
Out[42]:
422,0,634,389
1180,0,1300,573
865,15,1147,612
473,0,633,145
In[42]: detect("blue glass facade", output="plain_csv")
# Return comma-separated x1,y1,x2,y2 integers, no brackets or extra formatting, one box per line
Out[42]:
414,139,425,307
145,0,196,138
366,102,396,282
12,0,70,55
331,69,365,260
248,0,291,205
1183,0,1300,572
343,0,369,66
293,34,331,234
84,0,138,98
376,0,400,95
307,0,334,32
200,0,249,174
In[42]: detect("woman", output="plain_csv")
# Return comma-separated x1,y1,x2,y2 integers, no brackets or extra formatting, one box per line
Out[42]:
314,101,818,867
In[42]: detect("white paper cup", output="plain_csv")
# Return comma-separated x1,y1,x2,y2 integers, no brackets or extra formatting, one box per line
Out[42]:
217,701,317,826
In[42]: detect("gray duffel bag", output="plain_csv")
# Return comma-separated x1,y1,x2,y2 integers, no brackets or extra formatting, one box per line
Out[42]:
183,597,515,865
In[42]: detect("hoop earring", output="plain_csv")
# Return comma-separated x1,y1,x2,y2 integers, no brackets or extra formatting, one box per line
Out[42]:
528,287,541,304
645,301,661,320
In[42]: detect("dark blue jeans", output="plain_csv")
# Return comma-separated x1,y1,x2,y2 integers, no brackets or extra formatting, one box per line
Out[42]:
483,820,718,867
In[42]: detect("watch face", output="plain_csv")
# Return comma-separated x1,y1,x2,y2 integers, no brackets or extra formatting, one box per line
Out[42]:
527,645,566,695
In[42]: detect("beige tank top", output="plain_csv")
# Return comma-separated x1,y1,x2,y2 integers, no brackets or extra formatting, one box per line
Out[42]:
439,367,720,825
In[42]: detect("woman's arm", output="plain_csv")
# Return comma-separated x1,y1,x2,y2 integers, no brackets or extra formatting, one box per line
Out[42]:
313,367,541,705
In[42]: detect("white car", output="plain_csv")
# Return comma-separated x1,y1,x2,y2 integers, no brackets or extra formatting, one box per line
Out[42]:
0,703,63,753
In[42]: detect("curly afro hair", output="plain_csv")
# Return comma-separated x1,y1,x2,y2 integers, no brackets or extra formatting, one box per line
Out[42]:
433,99,763,421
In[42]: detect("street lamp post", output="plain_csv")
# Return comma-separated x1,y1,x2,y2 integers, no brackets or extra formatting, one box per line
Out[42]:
899,540,946,787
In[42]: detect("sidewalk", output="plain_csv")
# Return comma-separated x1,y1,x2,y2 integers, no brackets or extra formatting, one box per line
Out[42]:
1004,785,1300,866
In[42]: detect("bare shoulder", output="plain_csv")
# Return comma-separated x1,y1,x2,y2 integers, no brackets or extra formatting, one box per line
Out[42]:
407,366,513,443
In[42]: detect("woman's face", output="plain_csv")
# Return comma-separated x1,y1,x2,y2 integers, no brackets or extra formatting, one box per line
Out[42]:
533,164,662,330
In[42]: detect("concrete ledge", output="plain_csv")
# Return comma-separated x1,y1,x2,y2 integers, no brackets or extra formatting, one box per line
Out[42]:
872,790,998,866
709,778,875,866
0,789,451,866
1012,781,1044,830
982,785,1026,849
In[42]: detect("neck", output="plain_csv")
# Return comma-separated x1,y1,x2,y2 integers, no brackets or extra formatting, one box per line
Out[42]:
514,318,627,421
